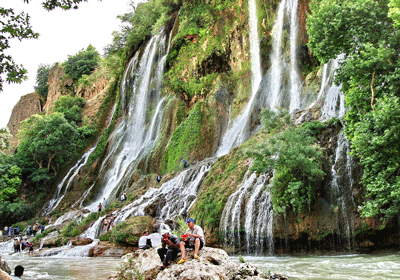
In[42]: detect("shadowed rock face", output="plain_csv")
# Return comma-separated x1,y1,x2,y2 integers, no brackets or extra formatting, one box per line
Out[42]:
115,247,287,280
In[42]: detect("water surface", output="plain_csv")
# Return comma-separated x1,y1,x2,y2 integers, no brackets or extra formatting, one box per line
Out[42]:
3,254,120,280
238,253,400,279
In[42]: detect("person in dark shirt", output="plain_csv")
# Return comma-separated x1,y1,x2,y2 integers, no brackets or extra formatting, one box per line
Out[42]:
157,230,179,270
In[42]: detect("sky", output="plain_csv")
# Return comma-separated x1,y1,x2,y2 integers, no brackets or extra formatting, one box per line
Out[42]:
0,0,142,128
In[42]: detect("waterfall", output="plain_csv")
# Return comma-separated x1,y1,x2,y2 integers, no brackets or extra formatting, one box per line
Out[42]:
215,0,263,157
267,0,302,113
81,159,215,241
331,131,355,249
0,240,13,253
220,168,274,254
41,146,96,216
85,29,170,211
288,0,301,112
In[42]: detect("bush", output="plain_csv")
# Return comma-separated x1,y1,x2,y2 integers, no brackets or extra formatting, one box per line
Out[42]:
64,45,100,81
34,64,51,100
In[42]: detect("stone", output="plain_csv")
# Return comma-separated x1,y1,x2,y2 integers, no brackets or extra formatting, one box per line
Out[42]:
117,247,273,280
71,238,93,246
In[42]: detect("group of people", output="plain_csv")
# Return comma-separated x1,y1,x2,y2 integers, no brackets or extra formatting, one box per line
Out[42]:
3,222,44,239
102,215,115,232
13,236,33,254
156,218,205,271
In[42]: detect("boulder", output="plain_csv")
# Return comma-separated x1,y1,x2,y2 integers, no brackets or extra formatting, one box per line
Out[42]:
71,238,93,246
116,247,287,280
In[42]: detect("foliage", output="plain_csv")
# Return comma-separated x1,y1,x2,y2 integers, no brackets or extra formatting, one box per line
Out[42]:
106,0,178,58
161,102,204,173
389,0,400,26
60,221,80,237
249,110,325,215
16,112,95,187
0,128,11,153
351,97,400,220
53,95,87,124
0,159,22,203
0,7,39,91
34,64,52,100
307,0,400,221
63,44,100,81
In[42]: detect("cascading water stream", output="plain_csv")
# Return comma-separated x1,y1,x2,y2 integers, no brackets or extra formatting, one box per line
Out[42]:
220,167,274,255
215,0,262,157
85,29,170,211
80,159,215,241
331,131,355,250
267,0,302,112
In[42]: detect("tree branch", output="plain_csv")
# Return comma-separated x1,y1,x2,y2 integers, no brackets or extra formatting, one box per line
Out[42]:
371,71,376,111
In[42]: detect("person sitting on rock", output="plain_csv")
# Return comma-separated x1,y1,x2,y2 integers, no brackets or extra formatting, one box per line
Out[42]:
177,218,205,264
138,231,152,250
157,230,180,271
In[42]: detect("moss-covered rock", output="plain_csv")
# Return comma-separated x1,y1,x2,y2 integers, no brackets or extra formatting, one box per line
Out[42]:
110,216,154,246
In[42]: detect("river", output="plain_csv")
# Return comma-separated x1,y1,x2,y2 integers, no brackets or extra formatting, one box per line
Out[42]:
2,252,400,279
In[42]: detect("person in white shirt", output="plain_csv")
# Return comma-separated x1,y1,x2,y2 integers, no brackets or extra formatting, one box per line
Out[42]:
177,218,205,264
138,231,152,249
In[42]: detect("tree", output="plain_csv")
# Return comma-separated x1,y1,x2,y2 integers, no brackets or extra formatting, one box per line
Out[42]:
0,0,97,91
53,95,86,124
249,110,325,215
34,64,51,100
307,0,400,221
63,45,100,81
17,112,93,174
0,128,11,154
0,7,39,91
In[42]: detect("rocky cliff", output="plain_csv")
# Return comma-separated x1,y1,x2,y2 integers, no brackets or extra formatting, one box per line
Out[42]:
7,92,43,149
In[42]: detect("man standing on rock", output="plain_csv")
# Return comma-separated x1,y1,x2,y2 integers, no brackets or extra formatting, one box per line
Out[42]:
157,230,180,270
177,218,205,264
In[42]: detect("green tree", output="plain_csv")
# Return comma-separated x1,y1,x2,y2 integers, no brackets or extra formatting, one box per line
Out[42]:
0,156,22,203
307,0,400,221
0,7,39,91
17,112,93,174
1,0,98,91
250,110,325,215
63,45,100,81
0,128,11,154
34,64,51,100
53,95,87,124
389,0,400,26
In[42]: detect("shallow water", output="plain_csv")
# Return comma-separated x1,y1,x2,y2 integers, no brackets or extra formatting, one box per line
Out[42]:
2,254,120,280
237,253,400,279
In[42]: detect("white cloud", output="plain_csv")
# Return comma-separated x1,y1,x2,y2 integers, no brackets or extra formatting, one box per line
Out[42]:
0,0,136,128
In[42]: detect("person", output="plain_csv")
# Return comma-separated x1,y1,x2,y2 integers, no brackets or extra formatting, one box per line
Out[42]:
40,224,45,233
13,238,19,253
32,223,37,237
109,216,115,229
0,230,3,242
103,217,109,232
98,203,102,212
27,242,33,255
26,225,31,237
177,218,205,264
4,226,8,237
14,227,19,236
103,198,107,207
156,174,162,183
8,227,13,237
138,231,152,250
12,265,24,279
157,230,180,271
181,158,188,168
120,192,127,202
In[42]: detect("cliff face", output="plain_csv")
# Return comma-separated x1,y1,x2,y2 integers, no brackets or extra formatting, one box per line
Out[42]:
7,92,43,149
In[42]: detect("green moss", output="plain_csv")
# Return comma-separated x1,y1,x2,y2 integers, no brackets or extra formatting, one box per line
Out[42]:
161,102,205,173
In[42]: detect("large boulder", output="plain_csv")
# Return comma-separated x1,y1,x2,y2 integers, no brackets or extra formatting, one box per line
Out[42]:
115,247,287,280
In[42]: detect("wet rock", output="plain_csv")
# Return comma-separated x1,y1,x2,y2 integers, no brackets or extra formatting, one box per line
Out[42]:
0,255,11,275
117,247,274,280
71,238,93,246
89,242,132,257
